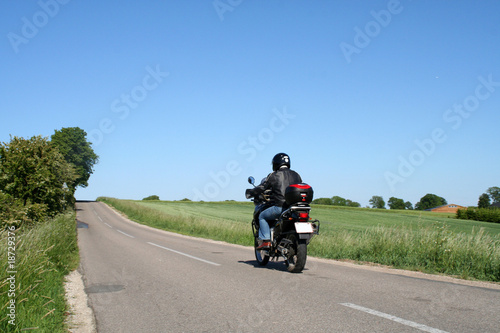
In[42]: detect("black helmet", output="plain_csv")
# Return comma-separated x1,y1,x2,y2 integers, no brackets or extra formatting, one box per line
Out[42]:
272,153,290,171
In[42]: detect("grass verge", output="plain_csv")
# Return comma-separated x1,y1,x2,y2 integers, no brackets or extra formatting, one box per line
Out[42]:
0,212,79,332
99,198,500,282
101,198,251,246
310,224,500,281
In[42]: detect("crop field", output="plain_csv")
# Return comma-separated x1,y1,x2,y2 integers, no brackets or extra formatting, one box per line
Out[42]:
98,198,500,282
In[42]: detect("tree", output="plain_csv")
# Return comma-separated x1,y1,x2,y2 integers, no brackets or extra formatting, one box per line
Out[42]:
369,195,385,209
51,127,99,191
331,196,347,206
0,135,77,215
478,193,490,208
346,199,361,207
486,186,500,204
143,195,160,200
312,198,333,205
388,197,405,210
404,201,413,210
415,194,447,210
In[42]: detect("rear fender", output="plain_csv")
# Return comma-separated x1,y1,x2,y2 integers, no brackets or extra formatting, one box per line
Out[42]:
298,233,313,242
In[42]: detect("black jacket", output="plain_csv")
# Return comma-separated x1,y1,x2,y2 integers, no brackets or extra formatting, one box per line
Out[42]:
256,167,302,208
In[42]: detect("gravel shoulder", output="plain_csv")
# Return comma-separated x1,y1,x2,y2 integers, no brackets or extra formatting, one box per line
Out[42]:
64,269,96,333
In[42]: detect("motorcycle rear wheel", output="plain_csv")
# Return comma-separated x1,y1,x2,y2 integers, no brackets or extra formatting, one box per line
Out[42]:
285,234,307,273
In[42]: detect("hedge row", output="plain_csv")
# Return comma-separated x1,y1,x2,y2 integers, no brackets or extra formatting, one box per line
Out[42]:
456,208,500,223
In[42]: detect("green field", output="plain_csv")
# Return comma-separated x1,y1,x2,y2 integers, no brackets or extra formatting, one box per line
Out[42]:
98,198,500,282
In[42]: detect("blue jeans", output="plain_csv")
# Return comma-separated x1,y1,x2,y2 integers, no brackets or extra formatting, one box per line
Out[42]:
258,206,282,240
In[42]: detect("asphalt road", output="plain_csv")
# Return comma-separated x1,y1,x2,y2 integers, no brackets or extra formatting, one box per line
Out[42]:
76,201,500,333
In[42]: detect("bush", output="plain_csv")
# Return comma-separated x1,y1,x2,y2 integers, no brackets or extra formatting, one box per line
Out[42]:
0,136,77,216
0,192,48,228
142,195,160,201
456,208,500,223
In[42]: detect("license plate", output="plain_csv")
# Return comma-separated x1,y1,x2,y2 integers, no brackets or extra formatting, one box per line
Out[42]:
295,222,313,233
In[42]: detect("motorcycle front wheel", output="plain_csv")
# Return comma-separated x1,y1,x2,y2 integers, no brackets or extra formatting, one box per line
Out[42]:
252,219,269,266
285,234,307,273
254,236,270,266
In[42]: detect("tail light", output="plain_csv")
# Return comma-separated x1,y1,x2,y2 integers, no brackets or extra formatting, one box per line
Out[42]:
298,212,309,222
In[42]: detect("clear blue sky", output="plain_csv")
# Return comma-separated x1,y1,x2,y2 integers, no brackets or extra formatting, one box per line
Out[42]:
2,1,499,207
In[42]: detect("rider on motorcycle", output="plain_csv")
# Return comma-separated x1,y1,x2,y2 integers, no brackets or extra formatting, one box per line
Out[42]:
251,153,303,250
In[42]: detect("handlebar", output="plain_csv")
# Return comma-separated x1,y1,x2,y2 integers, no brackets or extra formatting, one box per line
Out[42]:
245,188,271,202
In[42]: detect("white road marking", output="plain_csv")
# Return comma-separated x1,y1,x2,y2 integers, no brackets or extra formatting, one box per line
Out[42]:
147,242,221,266
340,303,449,333
92,208,103,222
104,223,113,228
117,229,135,238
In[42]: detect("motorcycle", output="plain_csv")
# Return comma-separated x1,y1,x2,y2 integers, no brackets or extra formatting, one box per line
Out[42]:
245,176,320,273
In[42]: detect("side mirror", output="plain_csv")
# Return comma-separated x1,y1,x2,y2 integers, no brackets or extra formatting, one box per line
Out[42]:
248,176,255,185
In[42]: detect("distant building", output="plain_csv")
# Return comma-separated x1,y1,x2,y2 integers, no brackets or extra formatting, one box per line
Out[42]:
491,202,500,208
425,204,467,213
